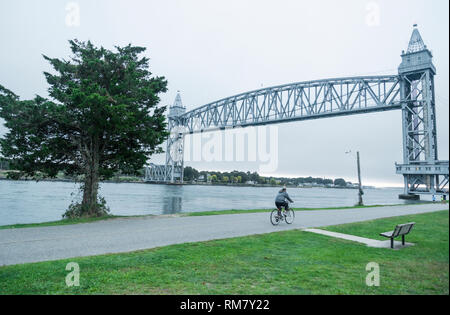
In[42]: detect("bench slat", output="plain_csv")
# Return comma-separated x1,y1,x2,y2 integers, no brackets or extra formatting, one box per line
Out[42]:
380,231,394,238
397,222,415,235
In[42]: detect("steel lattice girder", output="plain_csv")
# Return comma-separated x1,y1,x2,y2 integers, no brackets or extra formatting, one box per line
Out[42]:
145,163,183,182
396,160,449,195
402,174,448,195
400,72,437,163
164,118,185,182
174,76,402,134
145,163,167,182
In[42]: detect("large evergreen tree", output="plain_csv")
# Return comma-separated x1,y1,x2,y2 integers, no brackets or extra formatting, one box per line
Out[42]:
0,40,168,217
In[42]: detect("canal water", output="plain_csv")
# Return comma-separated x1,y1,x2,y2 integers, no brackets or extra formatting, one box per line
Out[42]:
0,180,426,226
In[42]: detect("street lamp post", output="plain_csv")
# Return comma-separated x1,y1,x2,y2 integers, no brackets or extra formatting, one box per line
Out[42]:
346,150,364,206
356,151,364,206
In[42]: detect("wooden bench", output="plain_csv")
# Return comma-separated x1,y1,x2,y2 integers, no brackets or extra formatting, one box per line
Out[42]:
380,222,415,249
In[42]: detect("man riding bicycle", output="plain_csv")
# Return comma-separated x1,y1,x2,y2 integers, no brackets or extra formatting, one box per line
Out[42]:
275,186,294,216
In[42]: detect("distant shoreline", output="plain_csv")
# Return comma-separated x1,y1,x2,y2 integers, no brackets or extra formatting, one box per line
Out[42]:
0,177,384,189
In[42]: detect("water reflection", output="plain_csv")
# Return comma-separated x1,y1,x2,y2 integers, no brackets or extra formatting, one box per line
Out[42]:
162,196,182,214
160,184,184,214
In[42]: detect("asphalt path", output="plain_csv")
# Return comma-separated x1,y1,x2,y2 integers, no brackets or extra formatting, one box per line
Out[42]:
0,203,448,266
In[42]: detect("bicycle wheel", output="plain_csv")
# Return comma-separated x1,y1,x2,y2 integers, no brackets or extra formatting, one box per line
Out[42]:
284,209,295,224
270,209,280,226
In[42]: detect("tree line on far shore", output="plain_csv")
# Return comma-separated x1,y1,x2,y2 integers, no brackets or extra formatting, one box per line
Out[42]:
183,166,350,187
1,158,351,188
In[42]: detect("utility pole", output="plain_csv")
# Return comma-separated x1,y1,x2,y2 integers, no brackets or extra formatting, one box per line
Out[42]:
356,151,364,206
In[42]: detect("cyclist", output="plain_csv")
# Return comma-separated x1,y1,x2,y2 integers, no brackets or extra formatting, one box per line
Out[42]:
275,186,294,216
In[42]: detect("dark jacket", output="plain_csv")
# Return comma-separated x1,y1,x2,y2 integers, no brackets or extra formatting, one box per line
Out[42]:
275,190,293,203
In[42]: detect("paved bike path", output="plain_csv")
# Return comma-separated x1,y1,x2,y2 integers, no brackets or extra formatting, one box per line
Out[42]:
0,203,448,266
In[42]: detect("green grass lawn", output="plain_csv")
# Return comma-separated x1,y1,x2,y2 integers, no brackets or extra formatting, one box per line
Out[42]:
0,210,448,295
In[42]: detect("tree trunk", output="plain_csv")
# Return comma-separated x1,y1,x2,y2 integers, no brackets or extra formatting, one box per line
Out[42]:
81,137,100,217
82,171,99,216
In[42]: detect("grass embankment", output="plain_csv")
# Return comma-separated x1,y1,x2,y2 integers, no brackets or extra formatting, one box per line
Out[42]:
186,204,400,216
0,210,448,294
1,202,443,230
0,216,120,230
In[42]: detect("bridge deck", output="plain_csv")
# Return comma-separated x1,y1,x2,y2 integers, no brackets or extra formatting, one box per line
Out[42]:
175,75,402,134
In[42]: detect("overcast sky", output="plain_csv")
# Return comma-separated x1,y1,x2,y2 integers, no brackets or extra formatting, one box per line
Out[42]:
0,0,448,187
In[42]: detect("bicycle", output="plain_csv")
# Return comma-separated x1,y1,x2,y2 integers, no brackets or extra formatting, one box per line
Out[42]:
270,202,295,226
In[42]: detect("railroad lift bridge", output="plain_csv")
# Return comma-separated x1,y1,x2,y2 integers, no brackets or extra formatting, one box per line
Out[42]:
145,26,449,200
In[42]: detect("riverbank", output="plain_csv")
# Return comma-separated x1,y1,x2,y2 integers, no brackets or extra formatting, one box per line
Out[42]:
0,174,144,185
0,210,447,294
166,181,368,189
0,176,364,189
0,171,370,189
1,202,445,230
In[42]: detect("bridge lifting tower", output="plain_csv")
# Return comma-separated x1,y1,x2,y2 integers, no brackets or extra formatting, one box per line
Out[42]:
396,25,449,199
164,92,186,183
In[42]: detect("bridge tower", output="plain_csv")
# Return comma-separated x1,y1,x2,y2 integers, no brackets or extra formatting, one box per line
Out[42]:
397,25,448,199
165,92,186,183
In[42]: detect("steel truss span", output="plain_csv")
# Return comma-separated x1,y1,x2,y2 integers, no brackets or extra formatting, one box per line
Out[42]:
178,76,402,134
145,26,449,199
145,163,183,183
